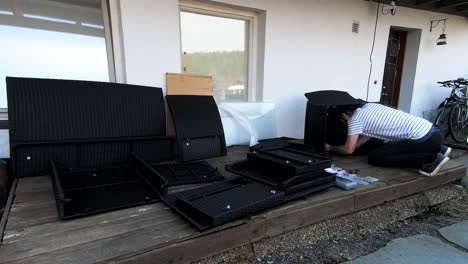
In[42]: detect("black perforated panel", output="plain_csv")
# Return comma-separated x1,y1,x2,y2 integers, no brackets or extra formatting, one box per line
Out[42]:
166,95,226,161
7,77,166,144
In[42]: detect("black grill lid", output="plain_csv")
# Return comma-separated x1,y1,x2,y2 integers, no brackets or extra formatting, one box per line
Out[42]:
304,90,366,106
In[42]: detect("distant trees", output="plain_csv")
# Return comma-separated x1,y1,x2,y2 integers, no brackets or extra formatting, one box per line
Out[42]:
182,50,247,101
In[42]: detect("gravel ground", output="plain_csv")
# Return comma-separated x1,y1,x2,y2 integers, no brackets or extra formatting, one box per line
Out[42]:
252,188,468,264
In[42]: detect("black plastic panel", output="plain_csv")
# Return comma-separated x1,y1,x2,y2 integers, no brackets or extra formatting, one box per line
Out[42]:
7,77,166,144
181,136,223,161
150,161,224,187
225,160,335,195
304,90,366,105
15,144,76,177
304,103,327,150
248,147,331,177
51,161,159,220
250,138,293,151
129,154,168,195
251,138,319,154
304,91,365,151
6,77,171,178
13,137,172,178
130,154,224,196
162,178,284,231
166,95,226,161
283,181,336,200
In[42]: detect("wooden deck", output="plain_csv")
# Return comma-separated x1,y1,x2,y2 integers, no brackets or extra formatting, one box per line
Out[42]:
0,146,465,264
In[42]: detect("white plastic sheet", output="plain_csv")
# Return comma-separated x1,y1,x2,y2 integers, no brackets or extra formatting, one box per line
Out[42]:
219,103,277,146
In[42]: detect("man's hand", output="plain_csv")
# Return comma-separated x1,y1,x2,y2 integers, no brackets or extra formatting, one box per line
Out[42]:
326,134,360,155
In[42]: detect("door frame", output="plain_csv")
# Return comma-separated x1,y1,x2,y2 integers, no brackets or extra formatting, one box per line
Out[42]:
382,26,422,113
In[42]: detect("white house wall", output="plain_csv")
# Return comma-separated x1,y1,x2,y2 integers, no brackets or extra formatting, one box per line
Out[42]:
118,0,182,88
116,0,468,138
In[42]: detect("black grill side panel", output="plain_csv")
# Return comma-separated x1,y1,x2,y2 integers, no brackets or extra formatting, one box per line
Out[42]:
304,102,327,151
166,95,226,161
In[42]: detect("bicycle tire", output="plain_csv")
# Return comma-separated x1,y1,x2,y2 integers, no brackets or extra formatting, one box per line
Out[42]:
434,109,450,138
448,103,468,143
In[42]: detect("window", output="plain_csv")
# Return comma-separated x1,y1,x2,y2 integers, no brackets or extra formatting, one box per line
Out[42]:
0,0,112,110
179,1,257,102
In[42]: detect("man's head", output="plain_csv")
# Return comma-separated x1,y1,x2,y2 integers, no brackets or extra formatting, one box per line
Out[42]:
340,104,361,121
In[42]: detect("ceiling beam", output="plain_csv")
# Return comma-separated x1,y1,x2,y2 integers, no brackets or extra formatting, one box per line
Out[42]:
366,0,468,17
437,0,468,8
415,0,440,5
456,3,468,11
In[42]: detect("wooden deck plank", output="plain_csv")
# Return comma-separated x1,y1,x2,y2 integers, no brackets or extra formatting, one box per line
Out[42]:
7,220,193,264
354,161,465,210
255,184,377,219
14,177,51,194
264,195,355,237
0,208,178,263
111,219,266,264
3,203,169,244
0,179,17,242
13,191,54,204
5,200,58,231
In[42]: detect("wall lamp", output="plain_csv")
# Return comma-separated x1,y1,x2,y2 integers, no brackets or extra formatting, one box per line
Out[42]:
382,1,396,15
430,18,447,46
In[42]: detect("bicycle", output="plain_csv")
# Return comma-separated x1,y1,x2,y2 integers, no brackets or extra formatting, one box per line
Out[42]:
434,78,468,143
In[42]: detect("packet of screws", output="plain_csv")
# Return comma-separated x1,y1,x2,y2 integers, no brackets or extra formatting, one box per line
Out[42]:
326,165,379,186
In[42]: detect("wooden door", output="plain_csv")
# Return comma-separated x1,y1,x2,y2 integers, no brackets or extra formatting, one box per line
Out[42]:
381,29,407,107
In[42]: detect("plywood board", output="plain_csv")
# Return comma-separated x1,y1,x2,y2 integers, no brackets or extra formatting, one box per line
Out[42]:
166,73,213,96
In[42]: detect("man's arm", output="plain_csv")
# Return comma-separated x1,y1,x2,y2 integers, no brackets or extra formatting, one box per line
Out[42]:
326,134,362,155
356,135,370,147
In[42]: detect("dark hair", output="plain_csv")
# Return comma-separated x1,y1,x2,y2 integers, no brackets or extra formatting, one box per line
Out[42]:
337,104,362,116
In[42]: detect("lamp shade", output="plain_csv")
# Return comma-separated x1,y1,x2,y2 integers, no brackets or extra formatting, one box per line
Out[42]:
437,33,447,45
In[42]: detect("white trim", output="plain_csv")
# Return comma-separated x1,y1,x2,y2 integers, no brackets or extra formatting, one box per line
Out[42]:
0,109,7,121
178,0,259,102
108,0,126,83
102,0,116,82
0,0,116,115
0,0,105,37
248,13,258,102
180,0,256,19
0,11,14,16
81,22,105,29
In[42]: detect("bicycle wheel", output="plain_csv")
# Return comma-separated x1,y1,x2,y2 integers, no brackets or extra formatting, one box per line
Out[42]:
434,108,450,138
449,103,468,143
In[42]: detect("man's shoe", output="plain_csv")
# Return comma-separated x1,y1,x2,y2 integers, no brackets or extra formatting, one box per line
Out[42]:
418,153,450,177
439,145,452,157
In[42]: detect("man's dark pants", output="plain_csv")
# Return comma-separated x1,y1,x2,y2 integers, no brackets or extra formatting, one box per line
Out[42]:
368,127,443,169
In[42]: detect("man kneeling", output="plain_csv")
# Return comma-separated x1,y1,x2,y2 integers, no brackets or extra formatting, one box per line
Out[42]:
325,103,451,176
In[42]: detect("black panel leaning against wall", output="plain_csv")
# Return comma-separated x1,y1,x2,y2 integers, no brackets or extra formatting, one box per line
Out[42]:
6,77,171,177
166,95,227,161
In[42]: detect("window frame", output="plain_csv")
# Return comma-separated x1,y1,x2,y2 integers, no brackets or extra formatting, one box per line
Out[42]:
0,0,115,121
0,108,6,128
178,0,258,102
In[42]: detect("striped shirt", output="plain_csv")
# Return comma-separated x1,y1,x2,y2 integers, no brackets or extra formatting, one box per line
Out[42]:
348,103,432,141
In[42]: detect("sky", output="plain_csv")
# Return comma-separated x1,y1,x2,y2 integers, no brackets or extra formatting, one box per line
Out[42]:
180,11,246,53
0,25,109,108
